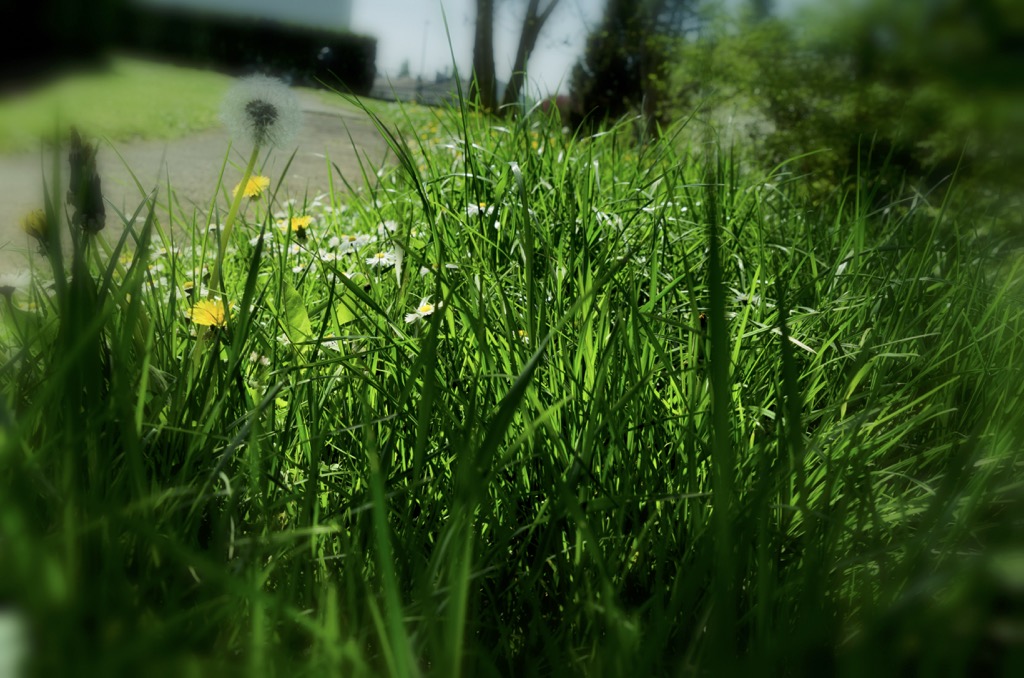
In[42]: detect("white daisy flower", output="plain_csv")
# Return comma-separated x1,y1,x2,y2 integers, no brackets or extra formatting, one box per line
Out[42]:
339,233,372,252
404,296,442,323
466,202,495,217
418,262,459,276
0,269,32,299
366,250,397,267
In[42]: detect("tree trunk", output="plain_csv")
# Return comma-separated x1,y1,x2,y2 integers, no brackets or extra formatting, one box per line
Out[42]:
500,0,563,112
470,0,498,111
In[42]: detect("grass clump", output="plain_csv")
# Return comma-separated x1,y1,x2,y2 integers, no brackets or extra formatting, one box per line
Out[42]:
1,79,1022,676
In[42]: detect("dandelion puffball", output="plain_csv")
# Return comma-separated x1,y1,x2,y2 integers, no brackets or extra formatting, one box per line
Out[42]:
220,74,301,148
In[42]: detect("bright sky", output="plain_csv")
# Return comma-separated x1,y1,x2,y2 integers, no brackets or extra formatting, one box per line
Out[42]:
351,0,607,97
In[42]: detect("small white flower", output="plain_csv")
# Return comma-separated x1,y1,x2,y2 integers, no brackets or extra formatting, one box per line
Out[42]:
366,250,397,268
0,269,32,296
320,338,343,353
249,351,271,366
423,262,459,275
466,202,496,217
404,296,442,323
377,220,398,237
338,233,372,253
220,74,301,148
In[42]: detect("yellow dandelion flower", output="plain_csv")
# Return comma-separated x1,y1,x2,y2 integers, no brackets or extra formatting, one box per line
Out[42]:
186,299,228,327
234,175,270,199
279,215,312,239
20,209,48,242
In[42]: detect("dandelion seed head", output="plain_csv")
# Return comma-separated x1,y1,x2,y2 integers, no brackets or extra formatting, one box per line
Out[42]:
221,74,301,148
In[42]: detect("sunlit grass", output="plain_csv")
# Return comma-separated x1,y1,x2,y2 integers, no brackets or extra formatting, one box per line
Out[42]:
0,55,388,154
0,56,231,152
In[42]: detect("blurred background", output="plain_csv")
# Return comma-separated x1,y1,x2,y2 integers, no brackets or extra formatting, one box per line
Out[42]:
3,0,1021,198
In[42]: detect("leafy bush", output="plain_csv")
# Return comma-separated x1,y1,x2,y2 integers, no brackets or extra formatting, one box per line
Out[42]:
657,3,1023,246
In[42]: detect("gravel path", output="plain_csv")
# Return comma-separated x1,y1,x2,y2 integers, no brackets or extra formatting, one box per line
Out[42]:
0,91,395,272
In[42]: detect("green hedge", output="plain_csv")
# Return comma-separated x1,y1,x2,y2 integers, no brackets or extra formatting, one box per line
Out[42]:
117,6,377,95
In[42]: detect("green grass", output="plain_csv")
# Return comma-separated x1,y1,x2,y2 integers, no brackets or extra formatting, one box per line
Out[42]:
1,83,1023,677
0,56,232,153
0,55,383,154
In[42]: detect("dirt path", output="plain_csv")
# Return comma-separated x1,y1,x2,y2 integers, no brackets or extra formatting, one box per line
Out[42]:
0,91,395,272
